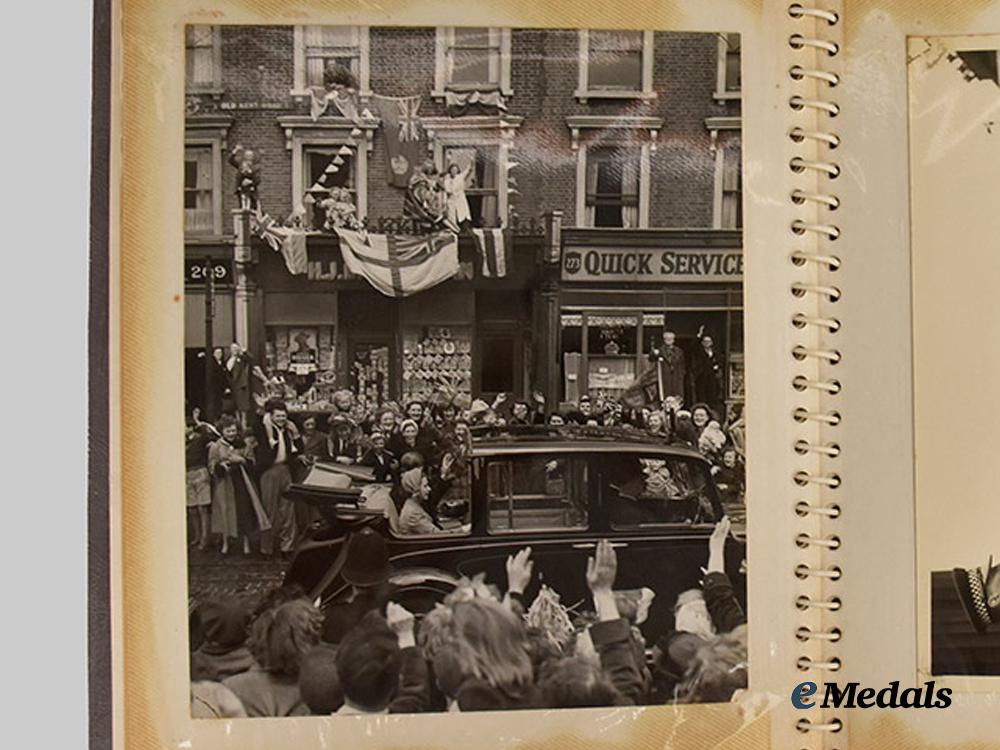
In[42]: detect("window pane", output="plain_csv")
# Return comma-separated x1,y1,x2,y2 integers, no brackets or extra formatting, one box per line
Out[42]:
590,30,643,52
303,26,360,88
450,48,494,84
304,25,358,48
452,27,492,48
186,25,214,48
725,34,741,91
185,148,214,234
186,26,216,86
305,149,356,229
487,458,589,532
604,454,721,528
306,55,359,88
586,148,640,228
187,47,215,85
588,31,643,90
184,159,199,193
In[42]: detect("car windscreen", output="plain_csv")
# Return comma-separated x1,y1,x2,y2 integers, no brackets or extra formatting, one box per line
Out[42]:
601,453,721,528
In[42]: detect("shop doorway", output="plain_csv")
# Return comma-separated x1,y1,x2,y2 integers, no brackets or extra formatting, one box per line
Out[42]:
477,331,523,401
348,339,394,410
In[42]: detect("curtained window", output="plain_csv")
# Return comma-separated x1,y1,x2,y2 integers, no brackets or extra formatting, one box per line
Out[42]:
184,146,215,235
302,26,364,88
720,143,742,229
585,146,640,228
185,26,221,91
587,30,644,91
442,144,499,227
446,27,502,88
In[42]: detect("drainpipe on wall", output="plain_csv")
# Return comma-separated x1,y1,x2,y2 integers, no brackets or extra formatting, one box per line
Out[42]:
231,208,252,352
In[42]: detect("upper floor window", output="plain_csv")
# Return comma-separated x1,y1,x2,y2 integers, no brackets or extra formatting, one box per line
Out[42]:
302,146,357,230
434,28,512,95
716,141,743,229
716,33,742,99
576,30,654,101
441,144,499,228
185,114,231,236
185,26,222,93
184,145,216,235
293,26,370,95
584,146,642,228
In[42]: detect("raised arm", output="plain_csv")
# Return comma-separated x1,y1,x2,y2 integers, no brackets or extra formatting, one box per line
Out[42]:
586,540,646,704
703,517,746,632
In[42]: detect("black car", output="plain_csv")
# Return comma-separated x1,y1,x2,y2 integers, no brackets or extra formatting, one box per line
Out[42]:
284,427,746,640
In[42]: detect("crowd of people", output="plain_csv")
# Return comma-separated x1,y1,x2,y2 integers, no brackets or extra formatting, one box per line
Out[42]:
190,517,747,717
186,379,747,552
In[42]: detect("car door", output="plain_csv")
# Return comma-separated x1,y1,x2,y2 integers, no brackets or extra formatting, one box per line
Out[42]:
449,450,598,611
595,450,746,639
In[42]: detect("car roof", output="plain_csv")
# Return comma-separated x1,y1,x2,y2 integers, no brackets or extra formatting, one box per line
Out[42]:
469,426,707,462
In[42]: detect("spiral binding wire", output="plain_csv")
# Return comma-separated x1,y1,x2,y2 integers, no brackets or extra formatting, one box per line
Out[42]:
788,3,843,746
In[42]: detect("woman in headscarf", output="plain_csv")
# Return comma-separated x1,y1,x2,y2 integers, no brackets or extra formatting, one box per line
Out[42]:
397,467,441,536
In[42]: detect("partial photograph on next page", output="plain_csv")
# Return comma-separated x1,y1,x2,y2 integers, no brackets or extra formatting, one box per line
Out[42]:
909,34,1000,683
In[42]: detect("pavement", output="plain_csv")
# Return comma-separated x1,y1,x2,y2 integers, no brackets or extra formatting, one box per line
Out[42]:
187,544,289,609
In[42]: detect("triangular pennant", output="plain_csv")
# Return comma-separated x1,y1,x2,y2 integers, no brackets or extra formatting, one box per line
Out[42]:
303,194,316,205
338,144,353,156
318,174,328,184
333,155,345,166
324,162,340,174
350,127,362,137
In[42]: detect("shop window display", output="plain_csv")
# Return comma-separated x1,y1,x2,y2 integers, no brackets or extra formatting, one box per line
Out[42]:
263,325,338,410
402,326,473,403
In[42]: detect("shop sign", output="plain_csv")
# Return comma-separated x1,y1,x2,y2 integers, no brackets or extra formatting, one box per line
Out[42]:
185,259,232,285
561,247,743,283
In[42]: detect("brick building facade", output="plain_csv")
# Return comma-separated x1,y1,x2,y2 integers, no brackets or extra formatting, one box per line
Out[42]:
183,25,743,416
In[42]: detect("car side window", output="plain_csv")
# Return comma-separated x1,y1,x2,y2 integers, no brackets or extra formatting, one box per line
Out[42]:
486,456,589,533
603,454,719,528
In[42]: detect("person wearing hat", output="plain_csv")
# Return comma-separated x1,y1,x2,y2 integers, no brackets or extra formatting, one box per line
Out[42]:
359,429,397,483
190,597,255,681
299,415,330,462
327,414,359,465
320,527,396,645
466,398,491,424
952,557,1000,634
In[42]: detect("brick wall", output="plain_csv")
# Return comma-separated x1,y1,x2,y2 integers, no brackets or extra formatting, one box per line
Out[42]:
188,26,742,232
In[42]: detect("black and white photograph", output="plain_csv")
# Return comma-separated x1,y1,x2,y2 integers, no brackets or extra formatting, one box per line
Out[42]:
909,37,1000,677
182,24,748,717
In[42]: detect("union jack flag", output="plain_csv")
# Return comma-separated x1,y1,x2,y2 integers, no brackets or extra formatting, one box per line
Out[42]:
397,96,421,142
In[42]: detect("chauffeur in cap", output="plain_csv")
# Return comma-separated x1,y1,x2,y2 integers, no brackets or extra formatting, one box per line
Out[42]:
953,556,1000,633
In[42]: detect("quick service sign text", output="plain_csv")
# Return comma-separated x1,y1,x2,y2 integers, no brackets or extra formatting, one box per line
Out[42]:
561,247,743,282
